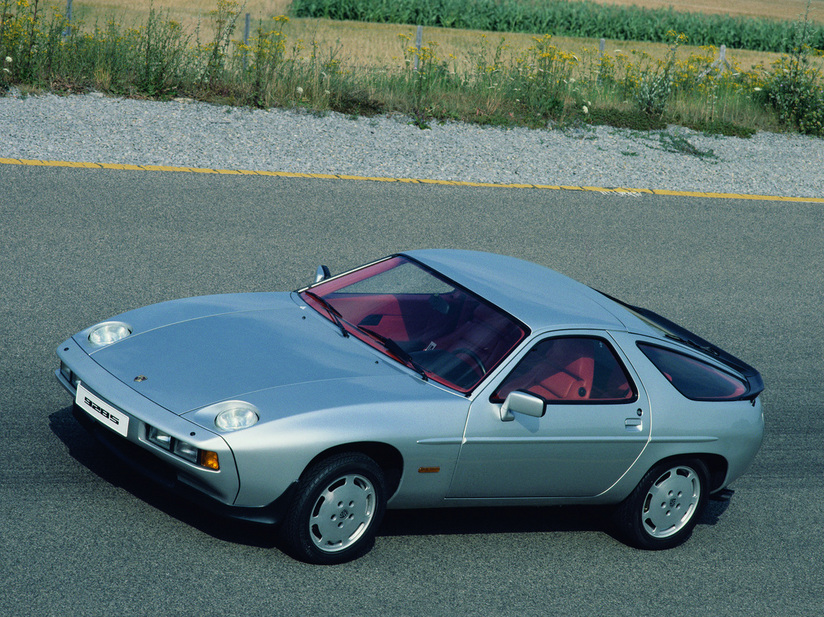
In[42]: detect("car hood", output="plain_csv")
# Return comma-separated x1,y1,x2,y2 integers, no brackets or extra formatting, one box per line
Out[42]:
83,292,411,414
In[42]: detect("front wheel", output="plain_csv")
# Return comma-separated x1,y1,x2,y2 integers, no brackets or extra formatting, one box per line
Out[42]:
280,453,387,564
614,458,709,550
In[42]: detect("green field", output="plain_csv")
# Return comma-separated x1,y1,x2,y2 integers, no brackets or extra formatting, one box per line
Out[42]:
291,0,824,53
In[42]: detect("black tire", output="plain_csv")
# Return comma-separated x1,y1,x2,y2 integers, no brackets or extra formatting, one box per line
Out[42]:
613,458,709,550
280,452,387,565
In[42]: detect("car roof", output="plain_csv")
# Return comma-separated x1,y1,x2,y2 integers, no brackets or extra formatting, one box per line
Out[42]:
402,249,636,333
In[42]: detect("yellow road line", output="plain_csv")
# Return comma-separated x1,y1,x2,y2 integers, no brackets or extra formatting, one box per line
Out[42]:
2,156,822,203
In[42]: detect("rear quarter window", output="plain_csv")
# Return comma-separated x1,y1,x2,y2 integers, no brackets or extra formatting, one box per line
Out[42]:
637,343,747,401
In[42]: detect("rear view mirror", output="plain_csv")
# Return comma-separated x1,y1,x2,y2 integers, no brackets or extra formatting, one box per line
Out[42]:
500,390,546,422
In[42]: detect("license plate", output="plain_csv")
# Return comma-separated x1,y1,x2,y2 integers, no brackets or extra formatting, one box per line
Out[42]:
76,383,130,438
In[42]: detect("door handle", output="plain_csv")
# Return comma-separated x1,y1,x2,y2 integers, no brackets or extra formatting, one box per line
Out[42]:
625,418,643,431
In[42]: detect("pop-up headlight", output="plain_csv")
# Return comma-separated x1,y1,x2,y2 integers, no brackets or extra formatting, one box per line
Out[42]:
88,321,132,346
213,401,260,431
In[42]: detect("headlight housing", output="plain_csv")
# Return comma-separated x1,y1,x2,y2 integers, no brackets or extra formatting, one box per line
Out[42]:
88,321,132,346
214,401,260,431
146,425,220,470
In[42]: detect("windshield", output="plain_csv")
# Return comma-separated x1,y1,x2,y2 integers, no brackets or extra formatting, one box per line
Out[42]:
300,255,528,393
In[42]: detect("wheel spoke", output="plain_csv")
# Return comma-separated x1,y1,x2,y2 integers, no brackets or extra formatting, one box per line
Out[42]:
641,466,701,538
309,474,376,552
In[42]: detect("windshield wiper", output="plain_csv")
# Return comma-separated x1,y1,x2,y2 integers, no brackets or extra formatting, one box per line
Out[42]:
358,326,428,381
303,291,348,338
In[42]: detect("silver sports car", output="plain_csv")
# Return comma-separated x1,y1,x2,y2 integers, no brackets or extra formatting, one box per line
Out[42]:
56,250,764,563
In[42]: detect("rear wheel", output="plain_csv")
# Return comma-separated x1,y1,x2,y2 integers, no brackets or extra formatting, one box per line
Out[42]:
280,453,386,564
614,458,709,550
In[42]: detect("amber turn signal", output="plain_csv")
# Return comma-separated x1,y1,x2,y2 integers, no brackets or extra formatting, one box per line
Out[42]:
199,450,220,471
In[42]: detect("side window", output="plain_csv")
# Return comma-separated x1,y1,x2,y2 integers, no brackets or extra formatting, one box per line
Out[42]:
492,336,637,404
637,343,747,401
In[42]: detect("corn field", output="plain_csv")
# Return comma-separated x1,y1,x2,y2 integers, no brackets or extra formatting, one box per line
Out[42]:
292,0,824,54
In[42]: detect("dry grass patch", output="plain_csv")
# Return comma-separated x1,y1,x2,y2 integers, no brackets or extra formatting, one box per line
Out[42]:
68,0,788,75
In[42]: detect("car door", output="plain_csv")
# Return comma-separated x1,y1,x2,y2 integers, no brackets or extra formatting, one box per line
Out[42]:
447,332,650,499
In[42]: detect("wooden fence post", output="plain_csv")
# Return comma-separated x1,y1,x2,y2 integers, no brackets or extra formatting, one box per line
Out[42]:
63,0,73,38
243,13,251,71
698,44,732,80
414,25,423,71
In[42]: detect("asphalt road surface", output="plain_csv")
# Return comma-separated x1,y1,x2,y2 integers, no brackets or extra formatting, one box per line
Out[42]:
1,164,822,616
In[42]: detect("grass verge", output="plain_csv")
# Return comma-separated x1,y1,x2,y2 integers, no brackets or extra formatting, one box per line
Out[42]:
0,0,822,137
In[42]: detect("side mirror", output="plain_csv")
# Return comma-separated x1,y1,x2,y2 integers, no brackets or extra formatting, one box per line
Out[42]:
314,265,331,283
500,390,546,422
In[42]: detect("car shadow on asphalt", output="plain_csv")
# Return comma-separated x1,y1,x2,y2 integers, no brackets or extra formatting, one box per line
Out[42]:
380,505,611,537
49,406,278,548
380,490,730,539
50,406,732,552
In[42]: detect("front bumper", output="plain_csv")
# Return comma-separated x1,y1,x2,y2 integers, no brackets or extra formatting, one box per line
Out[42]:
69,404,292,524
56,337,290,524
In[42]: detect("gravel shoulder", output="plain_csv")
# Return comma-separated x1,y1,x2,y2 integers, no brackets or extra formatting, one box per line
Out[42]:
2,91,823,198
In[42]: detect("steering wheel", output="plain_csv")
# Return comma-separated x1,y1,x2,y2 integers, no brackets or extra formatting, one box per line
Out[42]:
453,347,486,376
